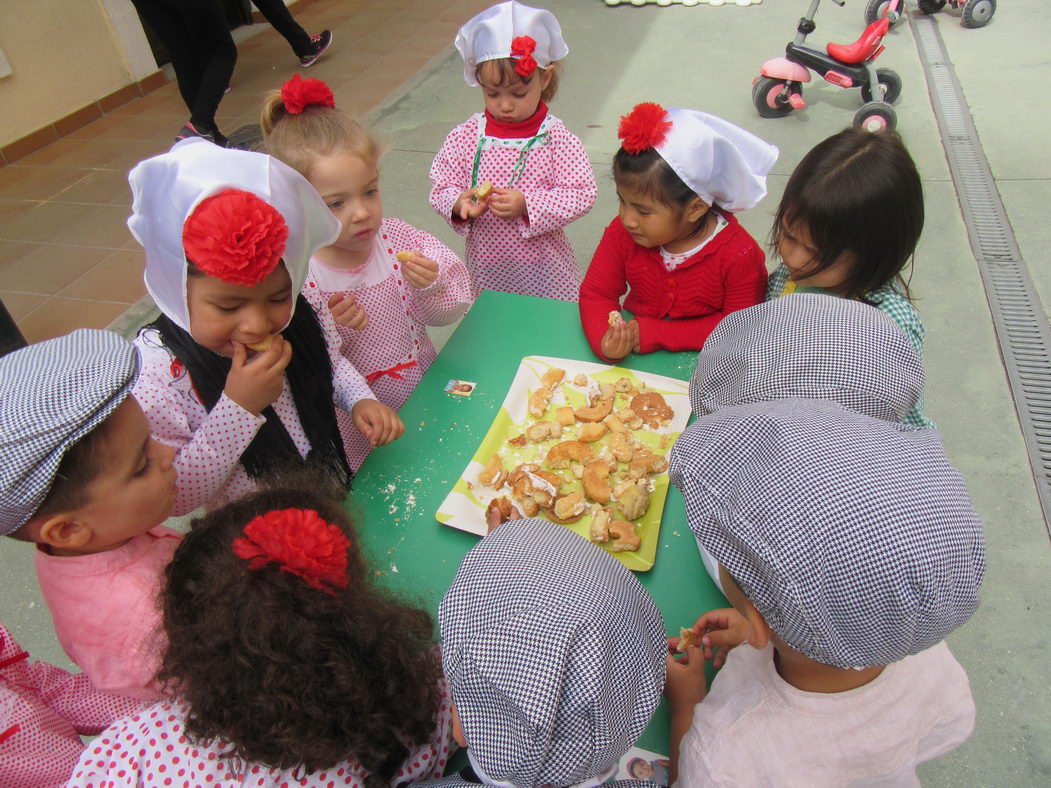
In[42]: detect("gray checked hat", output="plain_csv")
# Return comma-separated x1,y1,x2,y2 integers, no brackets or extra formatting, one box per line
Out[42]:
438,519,666,788
690,293,924,421
669,398,985,669
0,330,140,535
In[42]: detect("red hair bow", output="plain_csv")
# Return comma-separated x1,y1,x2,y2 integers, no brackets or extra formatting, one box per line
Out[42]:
182,189,289,286
281,74,336,115
232,508,351,594
618,102,672,155
510,35,538,78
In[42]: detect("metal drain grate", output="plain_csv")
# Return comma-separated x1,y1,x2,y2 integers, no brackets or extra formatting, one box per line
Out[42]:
911,14,1051,532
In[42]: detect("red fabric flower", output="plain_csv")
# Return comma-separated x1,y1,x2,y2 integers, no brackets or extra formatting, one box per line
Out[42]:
281,74,336,115
182,189,289,286
618,102,672,155
232,508,351,594
510,35,538,78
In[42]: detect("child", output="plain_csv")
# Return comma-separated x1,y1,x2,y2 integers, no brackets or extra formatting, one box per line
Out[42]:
666,398,985,785
66,476,453,787
579,103,777,362
0,329,180,701
0,622,146,788
418,518,666,787
128,138,404,513
261,75,472,421
430,1,597,301
767,126,932,426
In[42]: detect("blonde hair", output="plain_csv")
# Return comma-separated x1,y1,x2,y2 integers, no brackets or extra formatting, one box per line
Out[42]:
475,59,561,104
260,89,380,179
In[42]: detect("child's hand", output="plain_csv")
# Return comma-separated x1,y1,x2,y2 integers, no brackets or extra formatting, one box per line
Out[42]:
401,253,440,289
600,319,638,361
351,399,405,447
488,188,526,220
692,608,753,668
665,642,708,712
225,337,292,416
328,292,369,331
453,189,490,221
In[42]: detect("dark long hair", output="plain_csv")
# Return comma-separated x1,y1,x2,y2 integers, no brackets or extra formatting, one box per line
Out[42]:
158,474,444,784
771,127,924,303
148,294,351,489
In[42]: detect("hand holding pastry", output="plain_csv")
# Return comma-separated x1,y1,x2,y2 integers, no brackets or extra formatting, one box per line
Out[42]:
225,335,292,416
488,187,527,220
692,607,753,668
454,188,490,221
664,638,708,710
328,292,369,331
352,398,405,447
600,319,635,361
399,252,440,288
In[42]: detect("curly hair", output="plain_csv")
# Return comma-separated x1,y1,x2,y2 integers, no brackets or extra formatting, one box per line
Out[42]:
158,473,443,785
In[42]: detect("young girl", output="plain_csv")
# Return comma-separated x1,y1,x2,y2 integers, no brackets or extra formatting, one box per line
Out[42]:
429,1,597,301
261,75,472,427
579,103,778,362
128,138,404,515
767,126,932,426
66,475,453,787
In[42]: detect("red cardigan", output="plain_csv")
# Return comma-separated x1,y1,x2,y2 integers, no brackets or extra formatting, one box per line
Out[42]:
579,214,767,361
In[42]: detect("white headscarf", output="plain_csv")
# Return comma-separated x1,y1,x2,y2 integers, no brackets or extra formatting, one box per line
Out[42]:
127,138,340,332
455,1,569,87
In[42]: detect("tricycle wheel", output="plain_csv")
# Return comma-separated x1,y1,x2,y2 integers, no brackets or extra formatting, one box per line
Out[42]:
917,0,946,13
864,0,904,26
752,76,795,119
962,0,995,27
861,69,902,104
854,101,897,132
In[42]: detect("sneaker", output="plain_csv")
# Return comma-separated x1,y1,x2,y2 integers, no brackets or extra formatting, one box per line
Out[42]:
175,122,228,148
299,30,332,68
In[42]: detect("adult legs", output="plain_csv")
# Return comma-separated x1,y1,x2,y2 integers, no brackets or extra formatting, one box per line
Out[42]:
251,0,312,56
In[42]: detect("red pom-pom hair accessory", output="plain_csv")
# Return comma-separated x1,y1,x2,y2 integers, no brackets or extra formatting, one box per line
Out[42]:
182,189,289,286
510,35,538,78
617,102,673,155
281,74,336,115
232,508,351,595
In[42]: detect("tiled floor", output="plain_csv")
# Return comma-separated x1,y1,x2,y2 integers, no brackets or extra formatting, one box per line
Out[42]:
0,0,493,344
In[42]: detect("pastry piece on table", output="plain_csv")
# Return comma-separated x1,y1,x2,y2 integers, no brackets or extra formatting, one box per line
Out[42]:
576,422,608,443
546,440,595,469
609,519,641,552
529,387,553,417
479,453,506,488
583,459,611,505
541,367,565,389
616,480,651,521
589,506,612,543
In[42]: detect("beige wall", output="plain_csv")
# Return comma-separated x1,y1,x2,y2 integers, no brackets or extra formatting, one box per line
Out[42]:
0,0,155,148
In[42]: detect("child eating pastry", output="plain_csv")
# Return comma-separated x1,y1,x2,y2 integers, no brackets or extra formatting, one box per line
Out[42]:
1,330,179,700
579,103,777,362
667,398,985,785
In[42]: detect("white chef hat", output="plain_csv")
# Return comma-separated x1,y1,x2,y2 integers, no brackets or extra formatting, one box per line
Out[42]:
617,103,778,212
454,1,569,87
127,138,340,333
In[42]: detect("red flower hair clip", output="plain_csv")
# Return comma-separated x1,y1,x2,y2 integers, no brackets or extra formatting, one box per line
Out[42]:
232,508,351,595
182,189,289,286
281,74,336,115
618,102,672,155
510,35,538,78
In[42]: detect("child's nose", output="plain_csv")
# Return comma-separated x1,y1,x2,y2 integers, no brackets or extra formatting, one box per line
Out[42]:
241,306,271,336
154,441,176,470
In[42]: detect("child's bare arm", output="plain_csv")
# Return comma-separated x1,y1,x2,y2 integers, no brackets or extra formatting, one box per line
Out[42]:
665,642,708,785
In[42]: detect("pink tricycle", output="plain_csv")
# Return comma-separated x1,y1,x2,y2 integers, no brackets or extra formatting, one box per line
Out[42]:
753,0,902,131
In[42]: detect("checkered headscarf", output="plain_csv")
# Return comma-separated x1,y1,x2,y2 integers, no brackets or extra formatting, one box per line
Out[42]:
439,519,666,788
0,330,139,535
669,398,985,669
690,293,924,421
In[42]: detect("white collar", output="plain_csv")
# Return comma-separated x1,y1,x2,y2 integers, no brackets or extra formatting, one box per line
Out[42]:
467,748,617,788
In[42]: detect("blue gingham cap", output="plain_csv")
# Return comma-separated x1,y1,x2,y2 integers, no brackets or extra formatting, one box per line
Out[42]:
0,330,139,535
691,293,924,421
439,519,666,788
669,398,985,668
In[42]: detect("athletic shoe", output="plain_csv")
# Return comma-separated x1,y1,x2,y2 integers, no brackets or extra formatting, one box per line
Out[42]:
175,122,228,148
299,30,332,68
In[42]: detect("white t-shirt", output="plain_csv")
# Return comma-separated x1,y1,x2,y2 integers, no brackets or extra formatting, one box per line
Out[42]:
676,641,975,787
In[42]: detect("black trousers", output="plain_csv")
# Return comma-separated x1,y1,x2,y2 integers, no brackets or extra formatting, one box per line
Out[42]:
132,0,237,134
252,0,312,56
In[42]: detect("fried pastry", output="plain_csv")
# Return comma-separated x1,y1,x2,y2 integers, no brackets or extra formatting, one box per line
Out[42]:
590,507,612,543
608,519,641,552
485,496,522,532
395,251,414,263
548,491,587,523
583,459,611,504
246,335,275,352
675,626,699,653
546,440,596,469
575,396,614,423
555,406,576,426
528,387,552,417
616,480,650,521
630,391,674,428
541,368,565,389
577,422,608,443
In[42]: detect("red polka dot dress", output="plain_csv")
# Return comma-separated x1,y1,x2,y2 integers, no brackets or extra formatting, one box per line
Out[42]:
429,108,596,302
0,624,146,788
66,690,454,787
132,316,376,515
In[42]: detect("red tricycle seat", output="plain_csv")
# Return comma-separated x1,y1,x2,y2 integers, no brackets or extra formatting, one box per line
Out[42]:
826,17,890,64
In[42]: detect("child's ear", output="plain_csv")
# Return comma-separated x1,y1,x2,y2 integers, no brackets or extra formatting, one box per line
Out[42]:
37,514,94,552
740,597,772,650
539,67,554,91
686,197,710,225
